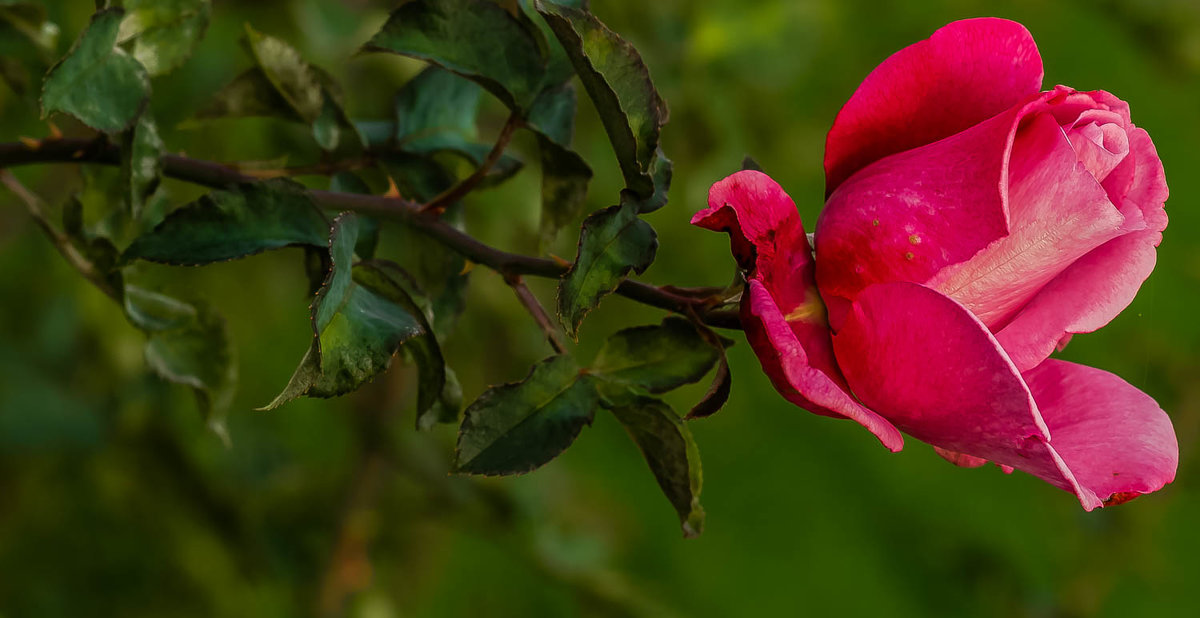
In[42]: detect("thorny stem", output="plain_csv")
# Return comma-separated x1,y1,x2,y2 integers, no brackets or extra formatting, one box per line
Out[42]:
0,169,122,302
419,111,523,215
505,274,567,354
0,138,741,329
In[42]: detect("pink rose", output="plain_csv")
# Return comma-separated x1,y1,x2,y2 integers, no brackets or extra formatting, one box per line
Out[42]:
693,18,1176,509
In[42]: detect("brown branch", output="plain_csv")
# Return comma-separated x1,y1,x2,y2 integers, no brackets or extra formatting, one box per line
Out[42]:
419,111,522,215
0,138,742,330
0,169,122,302
505,274,567,354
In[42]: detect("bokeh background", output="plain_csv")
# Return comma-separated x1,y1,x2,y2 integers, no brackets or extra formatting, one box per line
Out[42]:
2,1,1200,616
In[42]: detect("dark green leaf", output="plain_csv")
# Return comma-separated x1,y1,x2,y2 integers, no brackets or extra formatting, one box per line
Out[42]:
538,137,592,248
592,317,719,393
456,355,599,476
352,261,448,426
195,67,298,120
535,1,666,197
557,201,657,339
741,155,763,172
41,8,150,133
120,111,163,220
117,0,210,76
363,0,547,112
528,83,593,247
265,215,438,410
394,65,482,143
124,285,237,442
687,351,731,420
626,149,672,214
610,397,704,537
516,0,587,87
329,171,379,259
123,178,330,265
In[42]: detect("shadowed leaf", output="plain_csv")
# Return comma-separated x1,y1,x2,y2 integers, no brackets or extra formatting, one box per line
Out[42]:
123,178,330,265
363,0,547,112
610,397,704,537
535,1,665,197
558,201,657,338
124,285,236,442
265,215,433,408
592,317,720,394
41,8,150,133
456,355,599,475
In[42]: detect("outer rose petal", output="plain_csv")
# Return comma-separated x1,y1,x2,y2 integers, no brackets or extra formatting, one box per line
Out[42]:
824,17,1043,194
997,230,1160,372
744,281,904,451
815,105,1021,317
832,282,1102,506
1024,360,1177,507
692,171,903,450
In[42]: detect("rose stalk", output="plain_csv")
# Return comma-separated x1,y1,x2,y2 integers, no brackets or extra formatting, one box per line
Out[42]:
694,17,1176,510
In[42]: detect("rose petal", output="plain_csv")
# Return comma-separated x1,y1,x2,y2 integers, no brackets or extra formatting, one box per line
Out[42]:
824,18,1043,194
692,172,903,450
1024,360,1177,508
1103,125,1169,233
744,280,904,451
927,112,1125,329
997,230,1160,372
815,106,1020,316
832,281,1100,504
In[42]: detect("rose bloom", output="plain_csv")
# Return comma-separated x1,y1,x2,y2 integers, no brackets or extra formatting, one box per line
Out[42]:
693,18,1176,509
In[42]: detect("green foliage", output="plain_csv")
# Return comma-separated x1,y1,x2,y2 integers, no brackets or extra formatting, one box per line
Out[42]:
123,179,330,265
120,112,164,219
455,355,600,475
41,8,150,133
198,24,356,150
610,397,704,537
124,285,236,442
592,317,721,394
0,2,59,56
363,0,547,113
535,0,667,198
117,0,211,76
557,201,657,339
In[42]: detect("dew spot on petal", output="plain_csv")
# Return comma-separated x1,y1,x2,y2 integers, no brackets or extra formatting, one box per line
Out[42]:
908,234,921,245
905,252,914,260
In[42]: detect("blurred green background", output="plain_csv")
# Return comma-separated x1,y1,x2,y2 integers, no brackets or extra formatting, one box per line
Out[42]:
2,0,1199,616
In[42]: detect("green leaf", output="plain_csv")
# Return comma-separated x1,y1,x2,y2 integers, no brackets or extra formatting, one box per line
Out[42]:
351,260,449,426
242,23,323,122
394,65,482,143
41,8,150,133
528,83,593,247
123,178,330,265
363,0,547,112
626,149,672,214
329,171,379,259
456,355,599,476
557,201,657,339
516,0,587,87
266,215,440,411
535,1,666,197
592,317,720,394
117,0,210,77
311,90,342,151
120,111,163,220
196,67,298,120
124,285,237,442
609,397,704,537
